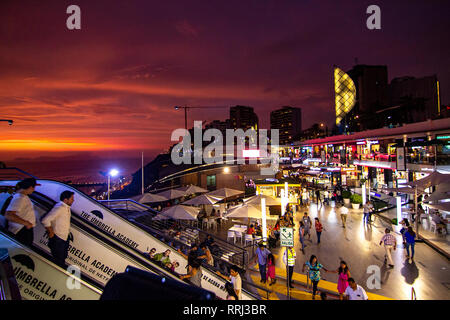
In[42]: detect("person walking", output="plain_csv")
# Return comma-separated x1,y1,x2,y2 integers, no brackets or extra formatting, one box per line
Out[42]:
400,218,410,246
283,246,296,288
5,178,39,247
404,226,416,260
302,255,329,300
299,221,307,253
41,191,74,268
340,205,349,228
329,261,351,300
302,212,312,240
314,217,323,244
254,242,271,283
343,278,368,300
302,189,309,206
379,228,397,268
323,189,329,206
363,201,374,224
266,253,276,286
315,189,321,209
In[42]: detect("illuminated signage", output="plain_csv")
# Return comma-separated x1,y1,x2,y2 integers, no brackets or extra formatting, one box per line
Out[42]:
356,141,366,145
437,135,450,140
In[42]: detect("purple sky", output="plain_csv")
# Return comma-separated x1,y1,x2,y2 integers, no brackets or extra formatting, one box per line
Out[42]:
0,0,449,165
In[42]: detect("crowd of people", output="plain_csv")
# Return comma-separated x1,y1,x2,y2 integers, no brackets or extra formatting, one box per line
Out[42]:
245,183,422,301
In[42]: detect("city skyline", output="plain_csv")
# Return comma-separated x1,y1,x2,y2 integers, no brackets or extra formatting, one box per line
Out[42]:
1,0,450,164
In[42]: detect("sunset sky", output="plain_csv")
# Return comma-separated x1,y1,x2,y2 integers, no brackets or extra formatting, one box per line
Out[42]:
1,0,449,168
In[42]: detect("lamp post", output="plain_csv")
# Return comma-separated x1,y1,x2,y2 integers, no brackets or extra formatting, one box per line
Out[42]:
107,169,119,201
0,119,13,125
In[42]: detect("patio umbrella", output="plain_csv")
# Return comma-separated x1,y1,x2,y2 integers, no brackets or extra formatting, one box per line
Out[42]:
224,203,277,220
407,171,450,189
423,202,450,212
243,194,281,206
182,194,224,206
155,189,188,200
207,187,244,199
177,185,208,195
153,205,199,220
423,190,450,203
131,193,168,203
382,187,424,195
224,203,262,219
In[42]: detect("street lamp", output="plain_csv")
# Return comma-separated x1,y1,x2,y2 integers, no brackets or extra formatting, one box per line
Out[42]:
0,119,13,125
107,169,119,201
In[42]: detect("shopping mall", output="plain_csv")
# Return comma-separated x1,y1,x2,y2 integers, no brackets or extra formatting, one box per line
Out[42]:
279,118,450,189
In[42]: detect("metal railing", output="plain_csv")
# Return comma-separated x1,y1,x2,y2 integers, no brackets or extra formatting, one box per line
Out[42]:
100,199,250,269
0,167,36,181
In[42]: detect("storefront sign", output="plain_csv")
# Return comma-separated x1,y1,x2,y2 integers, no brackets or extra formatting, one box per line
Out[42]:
280,227,294,247
396,147,406,171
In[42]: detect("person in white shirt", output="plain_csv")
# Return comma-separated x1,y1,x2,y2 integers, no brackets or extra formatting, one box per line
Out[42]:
5,178,39,247
41,191,74,268
344,278,369,300
216,265,242,299
340,205,349,228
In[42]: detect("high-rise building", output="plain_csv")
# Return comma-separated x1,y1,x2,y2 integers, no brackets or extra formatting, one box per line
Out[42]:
347,64,389,114
229,105,258,131
388,75,440,121
204,119,231,135
270,106,302,145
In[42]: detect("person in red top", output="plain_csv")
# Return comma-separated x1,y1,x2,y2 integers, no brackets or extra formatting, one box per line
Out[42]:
247,224,255,238
315,217,323,244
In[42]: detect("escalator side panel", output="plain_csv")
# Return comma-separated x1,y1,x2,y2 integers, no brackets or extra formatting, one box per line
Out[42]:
0,233,102,300
32,221,151,286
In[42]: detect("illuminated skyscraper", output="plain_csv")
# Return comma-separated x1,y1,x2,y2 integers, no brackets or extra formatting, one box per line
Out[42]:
334,67,356,127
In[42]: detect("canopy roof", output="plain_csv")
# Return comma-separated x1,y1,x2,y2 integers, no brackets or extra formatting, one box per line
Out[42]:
182,194,224,206
131,193,168,203
153,205,199,220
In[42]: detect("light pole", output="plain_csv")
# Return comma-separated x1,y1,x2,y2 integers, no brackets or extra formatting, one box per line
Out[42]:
0,119,13,125
107,169,119,201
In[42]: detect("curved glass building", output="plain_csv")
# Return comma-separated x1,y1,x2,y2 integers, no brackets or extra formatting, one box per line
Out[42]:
334,67,356,126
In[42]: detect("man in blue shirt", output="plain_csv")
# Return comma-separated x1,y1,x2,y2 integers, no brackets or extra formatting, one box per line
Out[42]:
254,242,271,283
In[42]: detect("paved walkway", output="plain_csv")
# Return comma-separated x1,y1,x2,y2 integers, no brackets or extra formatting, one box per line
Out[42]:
213,201,450,300
377,205,450,257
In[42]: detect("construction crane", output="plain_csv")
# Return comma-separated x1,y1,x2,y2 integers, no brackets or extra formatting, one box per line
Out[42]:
174,105,229,130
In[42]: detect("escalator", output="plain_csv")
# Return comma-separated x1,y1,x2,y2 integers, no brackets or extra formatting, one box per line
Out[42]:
0,232,102,300
0,188,212,300
0,178,258,300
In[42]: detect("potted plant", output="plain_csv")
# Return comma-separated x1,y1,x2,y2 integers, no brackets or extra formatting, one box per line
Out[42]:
350,194,362,209
342,190,352,205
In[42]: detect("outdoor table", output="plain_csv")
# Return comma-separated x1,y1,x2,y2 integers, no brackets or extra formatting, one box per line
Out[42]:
229,225,247,244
